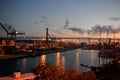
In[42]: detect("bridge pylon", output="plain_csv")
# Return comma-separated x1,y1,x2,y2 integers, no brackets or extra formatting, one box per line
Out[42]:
46,28,48,47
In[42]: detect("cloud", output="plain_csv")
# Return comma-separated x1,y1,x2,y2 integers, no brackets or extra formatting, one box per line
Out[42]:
34,16,48,25
33,16,55,27
40,16,48,23
88,24,120,34
109,17,120,21
63,19,69,28
63,19,84,34
67,27,84,34
112,27,120,33
41,16,48,19
63,19,120,35
40,16,54,27
91,24,114,34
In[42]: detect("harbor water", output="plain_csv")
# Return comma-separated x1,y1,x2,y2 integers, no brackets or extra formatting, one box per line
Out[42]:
0,49,111,77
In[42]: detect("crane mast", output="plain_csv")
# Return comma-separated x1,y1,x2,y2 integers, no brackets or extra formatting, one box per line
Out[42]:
0,22,25,45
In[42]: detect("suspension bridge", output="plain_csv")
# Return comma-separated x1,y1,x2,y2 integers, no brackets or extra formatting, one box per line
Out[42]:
16,28,120,44
0,22,120,44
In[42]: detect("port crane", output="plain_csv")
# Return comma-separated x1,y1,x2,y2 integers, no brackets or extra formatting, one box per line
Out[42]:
0,22,25,45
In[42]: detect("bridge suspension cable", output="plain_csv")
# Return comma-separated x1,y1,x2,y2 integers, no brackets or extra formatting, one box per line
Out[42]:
49,28,76,37
25,28,46,37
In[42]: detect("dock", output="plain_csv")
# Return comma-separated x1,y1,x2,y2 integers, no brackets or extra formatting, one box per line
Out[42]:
0,42,81,61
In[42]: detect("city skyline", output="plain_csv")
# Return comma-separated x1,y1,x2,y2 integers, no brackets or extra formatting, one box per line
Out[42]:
0,0,120,38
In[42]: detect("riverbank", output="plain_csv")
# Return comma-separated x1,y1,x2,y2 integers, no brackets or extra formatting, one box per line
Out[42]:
0,45,81,61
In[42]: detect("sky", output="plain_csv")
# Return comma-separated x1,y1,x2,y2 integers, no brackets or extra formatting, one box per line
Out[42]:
0,0,120,38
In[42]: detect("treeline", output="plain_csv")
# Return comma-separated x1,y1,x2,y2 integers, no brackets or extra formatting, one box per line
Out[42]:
33,63,96,80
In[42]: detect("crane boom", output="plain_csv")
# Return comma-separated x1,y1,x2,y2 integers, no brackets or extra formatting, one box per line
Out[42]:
0,22,25,36
0,22,25,45
0,22,9,34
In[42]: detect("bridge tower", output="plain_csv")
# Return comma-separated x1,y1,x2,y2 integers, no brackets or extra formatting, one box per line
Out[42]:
46,28,48,47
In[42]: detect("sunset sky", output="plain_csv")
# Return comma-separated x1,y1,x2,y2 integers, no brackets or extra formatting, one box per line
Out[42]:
0,0,120,38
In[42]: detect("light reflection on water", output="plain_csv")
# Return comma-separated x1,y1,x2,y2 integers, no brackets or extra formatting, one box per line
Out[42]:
56,52,66,69
38,49,99,72
56,52,60,66
61,56,65,70
0,49,112,76
41,55,46,65
22,58,27,72
91,50,95,66
75,49,80,70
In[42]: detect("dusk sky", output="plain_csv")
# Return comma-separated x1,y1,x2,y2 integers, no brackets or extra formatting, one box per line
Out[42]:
0,0,120,37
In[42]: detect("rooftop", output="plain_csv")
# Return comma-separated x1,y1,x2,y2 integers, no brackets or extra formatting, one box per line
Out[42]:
0,72,36,80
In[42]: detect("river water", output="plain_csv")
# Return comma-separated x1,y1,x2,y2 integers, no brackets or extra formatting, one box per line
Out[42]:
0,49,111,77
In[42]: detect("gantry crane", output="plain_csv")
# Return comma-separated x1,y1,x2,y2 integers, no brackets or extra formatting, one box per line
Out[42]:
0,22,25,45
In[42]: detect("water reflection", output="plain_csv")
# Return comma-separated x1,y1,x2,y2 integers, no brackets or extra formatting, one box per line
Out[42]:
1,49,114,77
35,57,39,67
91,50,95,66
41,55,46,65
22,58,27,72
76,49,80,70
56,52,60,66
61,56,65,69
56,52,66,69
